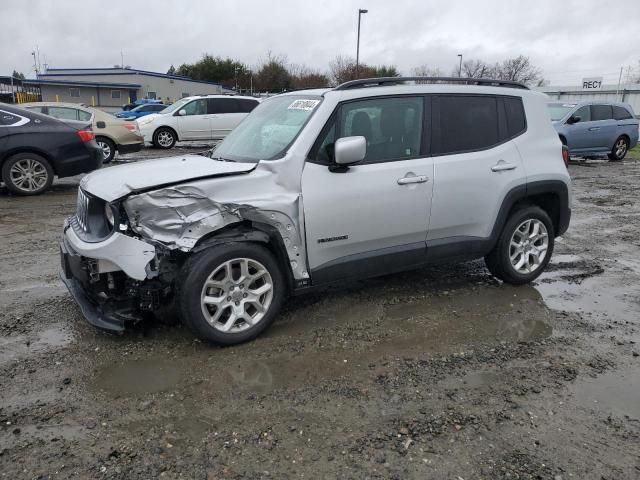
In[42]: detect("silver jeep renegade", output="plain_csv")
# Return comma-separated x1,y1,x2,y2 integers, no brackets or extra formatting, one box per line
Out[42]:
60,77,571,345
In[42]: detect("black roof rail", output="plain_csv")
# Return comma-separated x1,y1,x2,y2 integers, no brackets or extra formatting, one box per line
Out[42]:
334,76,529,91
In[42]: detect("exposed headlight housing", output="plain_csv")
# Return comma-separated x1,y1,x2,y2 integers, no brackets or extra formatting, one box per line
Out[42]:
105,203,115,227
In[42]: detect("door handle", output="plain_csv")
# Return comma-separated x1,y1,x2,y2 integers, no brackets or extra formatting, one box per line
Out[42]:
397,175,429,185
588,127,600,131
491,162,517,172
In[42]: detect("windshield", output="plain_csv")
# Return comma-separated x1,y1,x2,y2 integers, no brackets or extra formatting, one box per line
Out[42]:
160,98,192,114
212,95,322,163
547,103,577,121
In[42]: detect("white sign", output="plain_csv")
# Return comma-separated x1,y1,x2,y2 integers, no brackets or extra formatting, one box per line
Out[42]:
582,77,603,90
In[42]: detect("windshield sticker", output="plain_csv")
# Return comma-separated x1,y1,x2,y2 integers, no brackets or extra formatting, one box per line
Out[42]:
288,99,320,111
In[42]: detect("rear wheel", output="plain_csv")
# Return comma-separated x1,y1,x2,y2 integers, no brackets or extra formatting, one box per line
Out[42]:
485,206,554,285
608,136,629,161
1,153,54,195
177,243,286,345
96,136,116,163
153,128,176,149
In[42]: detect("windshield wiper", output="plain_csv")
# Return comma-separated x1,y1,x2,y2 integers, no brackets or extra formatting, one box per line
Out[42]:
209,156,236,163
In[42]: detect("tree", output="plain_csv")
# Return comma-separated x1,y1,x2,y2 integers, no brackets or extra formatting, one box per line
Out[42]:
254,53,291,92
460,59,494,78
175,55,248,88
289,64,329,89
12,70,25,80
166,65,176,75
412,65,443,77
329,55,399,85
494,55,542,86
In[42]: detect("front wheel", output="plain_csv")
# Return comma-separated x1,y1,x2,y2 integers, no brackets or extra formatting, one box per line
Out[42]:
177,243,286,345
608,136,629,161
1,153,54,195
485,206,554,285
153,128,176,149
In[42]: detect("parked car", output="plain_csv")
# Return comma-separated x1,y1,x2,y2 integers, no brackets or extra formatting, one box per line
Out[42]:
60,77,570,345
547,101,639,160
21,102,144,163
121,99,164,111
0,104,102,195
113,103,167,120
136,95,260,149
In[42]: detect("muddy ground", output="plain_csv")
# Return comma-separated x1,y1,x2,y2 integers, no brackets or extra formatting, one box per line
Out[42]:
1,146,639,479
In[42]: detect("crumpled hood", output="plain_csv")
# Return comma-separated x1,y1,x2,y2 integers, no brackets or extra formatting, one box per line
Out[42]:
80,154,256,202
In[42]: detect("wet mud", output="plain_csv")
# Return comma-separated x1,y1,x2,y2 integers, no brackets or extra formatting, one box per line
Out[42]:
1,150,639,479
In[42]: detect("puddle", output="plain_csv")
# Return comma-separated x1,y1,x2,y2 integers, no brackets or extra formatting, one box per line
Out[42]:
0,325,73,366
569,366,640,419
438,370,502,390
93,359,183,395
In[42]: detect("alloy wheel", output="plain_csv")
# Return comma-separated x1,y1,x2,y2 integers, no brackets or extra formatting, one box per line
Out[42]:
97,140,111,160
509,219,549,274
157,131,174,147
615,138,627,158
200,258,274,333
9,158,49,192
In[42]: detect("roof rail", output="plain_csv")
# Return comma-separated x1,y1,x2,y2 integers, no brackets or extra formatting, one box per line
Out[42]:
334,76,529,91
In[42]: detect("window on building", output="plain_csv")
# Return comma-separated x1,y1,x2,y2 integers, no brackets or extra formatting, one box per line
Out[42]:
436,95,498,155
147,91,157,99
111,90,121,99
69,88,80,98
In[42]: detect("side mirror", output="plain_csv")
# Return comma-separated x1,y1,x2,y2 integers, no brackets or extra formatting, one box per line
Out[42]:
567,115,581,125
96,121,106,129
334,136,366,166
177,109,187,116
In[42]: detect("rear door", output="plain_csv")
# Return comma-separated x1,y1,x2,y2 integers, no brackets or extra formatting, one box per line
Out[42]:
589,104,616,149
427,94,526,247
207,98,247,139
176,99,210,140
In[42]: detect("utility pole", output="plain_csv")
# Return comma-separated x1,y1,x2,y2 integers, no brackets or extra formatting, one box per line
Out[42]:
121,51,124,69
458,54,463,77
616,66,623,101
355,8,368,78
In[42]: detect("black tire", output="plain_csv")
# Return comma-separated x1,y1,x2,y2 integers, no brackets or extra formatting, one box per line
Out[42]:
153,127,176,149
607,136,629,161
95,136,116,163
484,206,554,285
176,243,286,345
1,152,54,195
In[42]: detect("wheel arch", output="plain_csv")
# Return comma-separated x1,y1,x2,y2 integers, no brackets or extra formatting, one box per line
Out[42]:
612,133,630,148
190,221,296,293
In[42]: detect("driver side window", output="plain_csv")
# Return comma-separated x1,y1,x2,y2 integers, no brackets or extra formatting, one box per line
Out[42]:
182,99,207,116
572,105,590,123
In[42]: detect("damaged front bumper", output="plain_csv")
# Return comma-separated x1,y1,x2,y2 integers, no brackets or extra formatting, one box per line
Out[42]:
60,219,168,332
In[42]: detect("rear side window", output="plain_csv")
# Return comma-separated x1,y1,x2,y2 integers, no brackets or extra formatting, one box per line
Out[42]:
208,98,242,114
48,107,81,121
613,105,633,120
503,97,526,137
436,95,498,155
591,104,612,121
238,99,259,113
78,110,92,122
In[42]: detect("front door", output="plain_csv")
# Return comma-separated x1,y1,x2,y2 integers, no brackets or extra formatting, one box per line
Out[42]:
302,96,433,284
176,98,211,140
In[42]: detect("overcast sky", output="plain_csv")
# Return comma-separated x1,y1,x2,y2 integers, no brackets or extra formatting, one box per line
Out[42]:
2,0,639,86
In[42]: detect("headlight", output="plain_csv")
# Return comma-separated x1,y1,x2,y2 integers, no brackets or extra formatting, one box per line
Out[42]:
137,117,154,127
105,203,115,226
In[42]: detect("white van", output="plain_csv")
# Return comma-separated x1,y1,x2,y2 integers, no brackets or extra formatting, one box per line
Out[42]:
136,95,259,148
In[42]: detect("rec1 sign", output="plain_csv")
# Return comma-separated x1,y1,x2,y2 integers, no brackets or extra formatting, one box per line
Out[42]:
582,77,603,90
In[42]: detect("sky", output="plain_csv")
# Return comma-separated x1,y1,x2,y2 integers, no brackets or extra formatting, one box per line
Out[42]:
1,0,639,87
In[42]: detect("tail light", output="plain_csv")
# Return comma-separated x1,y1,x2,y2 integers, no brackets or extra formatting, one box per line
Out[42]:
562,145,569,167
124,123,139,133
77,129,95,142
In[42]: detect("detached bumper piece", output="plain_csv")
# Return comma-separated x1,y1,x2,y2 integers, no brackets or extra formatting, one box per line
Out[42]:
59,240,168,333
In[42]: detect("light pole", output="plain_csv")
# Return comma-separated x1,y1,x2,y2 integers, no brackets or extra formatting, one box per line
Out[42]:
235,66,239,92
355,8,368,78
457,54,463,78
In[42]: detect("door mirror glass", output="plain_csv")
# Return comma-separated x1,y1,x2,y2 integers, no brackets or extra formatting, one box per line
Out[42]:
334,136,366,165
177,109,187,116
567,115,581,124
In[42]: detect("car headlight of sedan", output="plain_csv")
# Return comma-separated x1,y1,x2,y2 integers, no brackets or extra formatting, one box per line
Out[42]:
105,203,115,227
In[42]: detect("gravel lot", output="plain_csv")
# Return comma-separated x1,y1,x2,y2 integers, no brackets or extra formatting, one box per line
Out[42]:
1,145,639,479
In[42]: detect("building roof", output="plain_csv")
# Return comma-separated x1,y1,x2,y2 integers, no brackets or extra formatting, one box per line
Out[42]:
40,67,222,87
25,78,141,89
538,83,640,94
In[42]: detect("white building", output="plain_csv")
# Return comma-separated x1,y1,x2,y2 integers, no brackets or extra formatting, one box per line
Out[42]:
539,82,640,115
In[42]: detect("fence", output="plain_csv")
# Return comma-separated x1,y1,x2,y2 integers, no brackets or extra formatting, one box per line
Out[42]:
0,76,42,104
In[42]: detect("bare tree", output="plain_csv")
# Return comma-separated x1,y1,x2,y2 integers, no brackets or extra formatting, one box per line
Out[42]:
623,61,640,84
460,59,494,78
289,64,329,89
328,55,398,85
411,64,443,77
494,55,542,85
